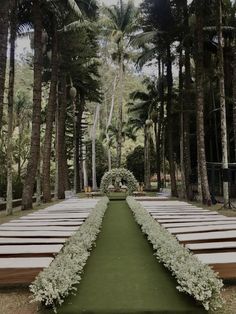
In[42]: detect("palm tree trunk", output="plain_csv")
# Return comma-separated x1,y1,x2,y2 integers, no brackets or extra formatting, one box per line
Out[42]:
179,48,186,199
116,52,124,168
75,94,85,193
166,44,178,197
92,104,100,191
233,45,236,161
183,0,193,200
195,0,211,205
106,75,117,170
22,0,43,210
57,73,67,199
217,0,229,207
6,0,17,215
0,0,10,134
42,26,58,203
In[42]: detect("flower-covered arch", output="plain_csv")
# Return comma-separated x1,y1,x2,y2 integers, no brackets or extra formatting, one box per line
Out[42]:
100,168,138,195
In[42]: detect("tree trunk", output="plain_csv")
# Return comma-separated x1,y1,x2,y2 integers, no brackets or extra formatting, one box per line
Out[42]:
233,45,236,161
0,0,10,134
75,94,85,193
6,0,17,215
144,125,151,190
183,0,193,201
57,73,67,199
166,44,178,197
179,48,186,199
42,26,58,203
22,0,43,210
217,0,229,207
92,104,100,191
106,75,117,170
195,1,211,205
116,51,124,168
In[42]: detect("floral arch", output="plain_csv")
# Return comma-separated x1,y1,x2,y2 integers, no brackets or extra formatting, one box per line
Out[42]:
100,168,138,195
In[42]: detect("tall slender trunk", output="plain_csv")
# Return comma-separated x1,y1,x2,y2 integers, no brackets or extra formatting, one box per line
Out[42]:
83,144,88,188
155,57,162,192
6,0,17,215
195,1,211,205
75,94,85,193
116,51,124,168
106,75,117,170
179,48,186,199
183,0,193,200
233,45,236,161
42,26,58,202
0,0,10,134
57,73,67,199
166,44,178,197
22,0,43,210
92,104,100,191
217,0,229,207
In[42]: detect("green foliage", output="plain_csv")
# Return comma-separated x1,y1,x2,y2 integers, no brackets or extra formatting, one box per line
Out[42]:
100,168,138,195
126,145,156,183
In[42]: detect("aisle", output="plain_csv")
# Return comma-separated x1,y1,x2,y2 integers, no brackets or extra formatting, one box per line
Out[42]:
44,201,205,314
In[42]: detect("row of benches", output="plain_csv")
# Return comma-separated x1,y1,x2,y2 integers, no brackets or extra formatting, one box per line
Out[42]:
0,198,99,285
138,199,236,279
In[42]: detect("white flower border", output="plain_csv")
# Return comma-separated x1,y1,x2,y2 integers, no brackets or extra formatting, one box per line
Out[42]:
126,196,224,311
100,168,138,195
30,197,109,312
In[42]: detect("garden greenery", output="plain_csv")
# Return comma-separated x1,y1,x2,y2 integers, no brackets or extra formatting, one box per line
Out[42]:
100,168,138,195
30,197,109,312
126,196,224,311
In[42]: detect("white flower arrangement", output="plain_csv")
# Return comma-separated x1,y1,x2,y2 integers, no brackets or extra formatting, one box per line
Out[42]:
30,196,109,312
100,168,138,195
126,196,224,312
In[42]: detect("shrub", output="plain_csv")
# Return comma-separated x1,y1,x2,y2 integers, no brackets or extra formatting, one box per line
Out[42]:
30,197,109,312
126,196,224,311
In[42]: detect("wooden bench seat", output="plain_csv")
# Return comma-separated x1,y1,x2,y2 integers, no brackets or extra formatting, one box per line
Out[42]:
0,244,63,257
0,230,74,238
0,226,79,231
0,237,66,245
177,230,236,244
196,252,236,279
3,221,83,227
0,257,53,285
155,216,227,223
162,220,236,228
186,242,236,253
167,224,236,235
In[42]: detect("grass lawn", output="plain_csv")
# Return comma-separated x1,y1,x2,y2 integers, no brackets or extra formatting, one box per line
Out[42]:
42,200,205,314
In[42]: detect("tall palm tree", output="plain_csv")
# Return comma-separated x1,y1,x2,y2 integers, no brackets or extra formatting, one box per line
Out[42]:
6,0,17,215
42,21,59,203
0,1,10,134
21,0,43,210
217,0,229,207
195,0,211,205
104,0,138,168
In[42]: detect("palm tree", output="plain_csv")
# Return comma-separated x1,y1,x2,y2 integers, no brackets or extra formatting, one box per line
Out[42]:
21,0,43,210
6,0,17,215
104,0,138,168
0,1,10,134
42,21,59,203
195,0,211,205
217,0,229,207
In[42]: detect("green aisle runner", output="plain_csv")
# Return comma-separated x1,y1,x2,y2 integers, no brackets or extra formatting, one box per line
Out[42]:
45,201,206,314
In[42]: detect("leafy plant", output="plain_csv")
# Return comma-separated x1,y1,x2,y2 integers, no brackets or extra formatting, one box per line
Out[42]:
30,196,109,312
100,168,138,195
127,196,224,311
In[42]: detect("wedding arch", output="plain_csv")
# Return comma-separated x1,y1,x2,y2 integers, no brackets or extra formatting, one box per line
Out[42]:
100,168,138,195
